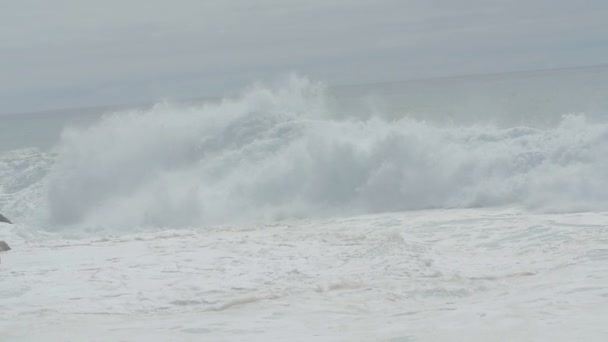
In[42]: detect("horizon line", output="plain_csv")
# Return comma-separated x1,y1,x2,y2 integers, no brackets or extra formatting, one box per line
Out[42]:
3,63,607,117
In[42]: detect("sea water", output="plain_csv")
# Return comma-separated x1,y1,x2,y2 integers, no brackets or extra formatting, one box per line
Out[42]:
0,67,607,341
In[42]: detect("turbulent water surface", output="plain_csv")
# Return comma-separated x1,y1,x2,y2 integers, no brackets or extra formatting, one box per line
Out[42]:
1,68,607,341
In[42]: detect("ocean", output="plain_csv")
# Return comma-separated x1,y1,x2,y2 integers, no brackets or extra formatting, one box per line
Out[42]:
1,67,607,341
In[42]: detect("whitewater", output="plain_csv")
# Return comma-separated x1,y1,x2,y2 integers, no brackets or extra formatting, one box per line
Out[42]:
1,69,607,341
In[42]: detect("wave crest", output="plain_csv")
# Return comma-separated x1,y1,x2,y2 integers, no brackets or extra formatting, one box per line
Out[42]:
3,76,607,230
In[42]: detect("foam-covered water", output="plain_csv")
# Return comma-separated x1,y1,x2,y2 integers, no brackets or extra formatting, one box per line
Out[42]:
2,208,607,341
1,73,608,233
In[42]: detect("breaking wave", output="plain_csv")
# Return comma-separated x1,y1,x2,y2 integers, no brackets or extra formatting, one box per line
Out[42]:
2,75,608,231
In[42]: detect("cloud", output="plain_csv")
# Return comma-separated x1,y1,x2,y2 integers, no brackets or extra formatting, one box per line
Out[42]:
1,0,607,113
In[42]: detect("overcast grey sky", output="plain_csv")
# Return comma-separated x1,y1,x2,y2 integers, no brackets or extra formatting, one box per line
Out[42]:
2,0,607,114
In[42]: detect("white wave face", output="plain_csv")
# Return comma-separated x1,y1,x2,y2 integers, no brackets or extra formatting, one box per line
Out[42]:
2,75,608,231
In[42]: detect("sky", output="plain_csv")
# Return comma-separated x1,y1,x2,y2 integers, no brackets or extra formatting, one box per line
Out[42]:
1,0,607,114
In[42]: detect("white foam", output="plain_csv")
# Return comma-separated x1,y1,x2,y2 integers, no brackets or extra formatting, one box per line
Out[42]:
1,209,606,341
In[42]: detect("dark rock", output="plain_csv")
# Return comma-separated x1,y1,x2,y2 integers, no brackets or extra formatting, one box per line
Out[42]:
0,240,9,263
0,213,11,224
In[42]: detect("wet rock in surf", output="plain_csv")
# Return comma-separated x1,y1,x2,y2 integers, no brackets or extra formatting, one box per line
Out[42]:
0,241,10,252
0,213,11,224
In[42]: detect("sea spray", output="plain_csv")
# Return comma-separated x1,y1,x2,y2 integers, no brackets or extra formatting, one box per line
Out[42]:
1,76,607,232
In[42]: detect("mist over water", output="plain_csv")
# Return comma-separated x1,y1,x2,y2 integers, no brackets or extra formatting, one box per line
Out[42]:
1,70,608,232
